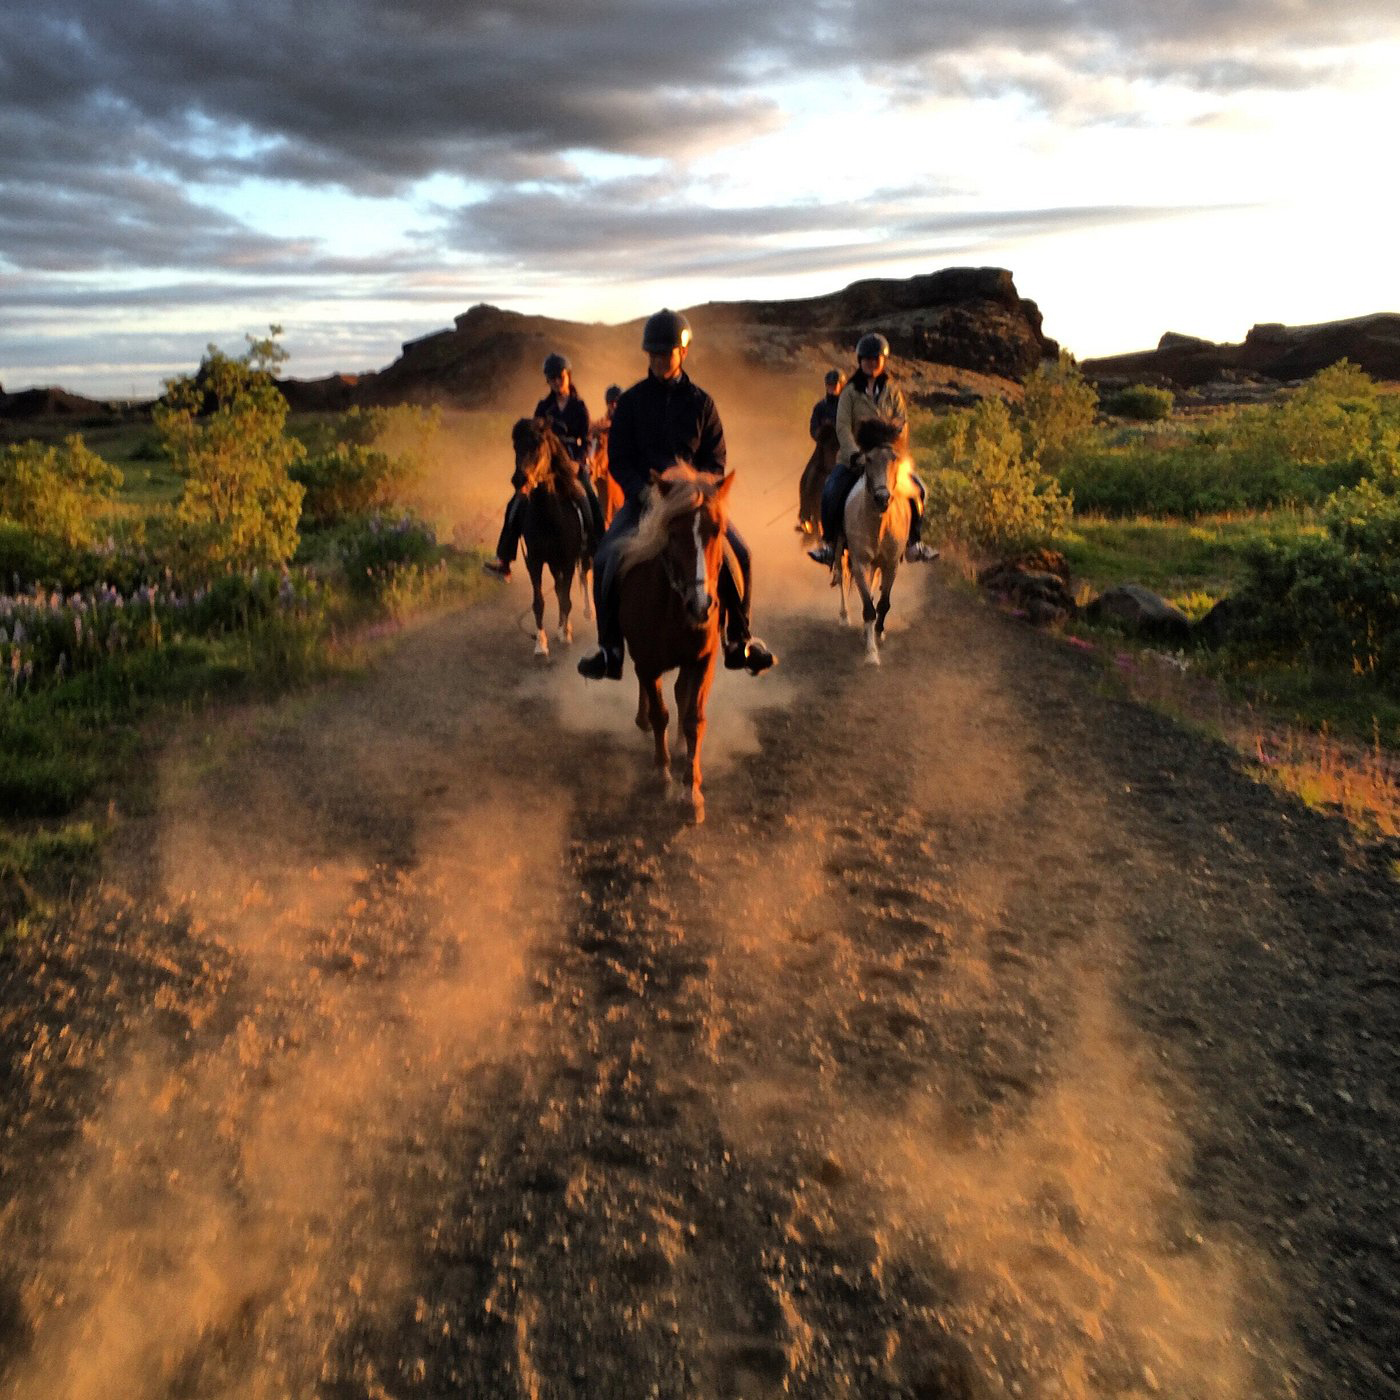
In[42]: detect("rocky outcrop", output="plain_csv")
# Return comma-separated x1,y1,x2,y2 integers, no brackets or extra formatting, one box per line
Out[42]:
0,386,119,420
276,268,1058,413
1084,585,1193,644
1083,313,1400,391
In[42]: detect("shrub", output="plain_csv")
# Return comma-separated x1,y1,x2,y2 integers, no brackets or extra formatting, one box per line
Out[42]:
155,329,305,578
334,512,441,599
924,397,1072,556
1019,351,1100,470
1104,385,1175,421
1232,479,1400,691
0,435,122,549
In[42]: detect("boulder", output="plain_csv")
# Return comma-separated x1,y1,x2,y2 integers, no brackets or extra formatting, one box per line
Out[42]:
1084,585,1192,643
1193,595,1250,648
978,553,1077,625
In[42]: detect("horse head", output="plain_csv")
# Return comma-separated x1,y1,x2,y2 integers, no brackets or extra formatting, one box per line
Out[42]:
512,417,567,495
855,419,908,515
645,466,733,626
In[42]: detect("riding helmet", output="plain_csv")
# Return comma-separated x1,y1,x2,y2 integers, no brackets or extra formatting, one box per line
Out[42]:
604,383,622,404
641,309,692,352
824,369,844,388
855,332,890,361
542,352,571,378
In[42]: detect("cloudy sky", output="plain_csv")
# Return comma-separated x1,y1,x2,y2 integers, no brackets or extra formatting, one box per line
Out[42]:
2,0,1397,397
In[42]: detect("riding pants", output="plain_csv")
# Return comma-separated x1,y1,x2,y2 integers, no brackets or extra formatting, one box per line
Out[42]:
591,501,753,657
820,466,927,545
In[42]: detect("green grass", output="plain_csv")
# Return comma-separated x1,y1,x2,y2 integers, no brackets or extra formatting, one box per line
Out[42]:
0,819,105,946
1060,510,1324,614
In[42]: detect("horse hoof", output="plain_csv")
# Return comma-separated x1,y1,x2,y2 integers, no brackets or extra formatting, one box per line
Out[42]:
534,632,549,658
864,649,881,666
557,622,573,645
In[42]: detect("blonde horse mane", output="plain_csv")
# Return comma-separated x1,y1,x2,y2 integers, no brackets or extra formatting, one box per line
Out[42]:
618,466,726,575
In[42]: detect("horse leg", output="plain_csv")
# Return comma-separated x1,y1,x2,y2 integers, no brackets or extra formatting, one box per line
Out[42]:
530,566,548,657
852,562,880,665
875,574,894,642
555,563,573,645
637,674,671,791
580,560,593,622
837,550,851,626
674,660,713,824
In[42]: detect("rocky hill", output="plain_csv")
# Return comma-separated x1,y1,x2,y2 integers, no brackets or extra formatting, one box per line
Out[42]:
276,267,1057,414
1082,313,1400,394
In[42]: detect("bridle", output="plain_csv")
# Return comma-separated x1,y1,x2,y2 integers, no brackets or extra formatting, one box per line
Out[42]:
659,496,716,622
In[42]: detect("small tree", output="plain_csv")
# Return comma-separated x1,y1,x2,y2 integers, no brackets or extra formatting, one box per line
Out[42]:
1019,350,1100,472
0,435,122,549
155,329,305,576
927,397,1072,556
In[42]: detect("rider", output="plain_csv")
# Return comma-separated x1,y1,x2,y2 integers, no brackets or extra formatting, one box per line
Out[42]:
483,352,604,580
577,309,777,681
591,383,623,459
808,333,939,567
809,368,845,440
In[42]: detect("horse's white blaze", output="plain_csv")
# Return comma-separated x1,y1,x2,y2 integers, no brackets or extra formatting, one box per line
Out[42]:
692,514,709,614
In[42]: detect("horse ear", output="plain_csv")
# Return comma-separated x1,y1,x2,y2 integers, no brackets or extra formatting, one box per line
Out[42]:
651,469,670,495
715,472,736,503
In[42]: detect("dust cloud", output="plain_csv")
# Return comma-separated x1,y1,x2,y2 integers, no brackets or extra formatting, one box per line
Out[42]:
5,665,569,1397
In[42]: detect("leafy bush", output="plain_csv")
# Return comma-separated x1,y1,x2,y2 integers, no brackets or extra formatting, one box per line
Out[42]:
334,512,441,599
0,435,122,549
923,397,1072,556
155,330,305,578
1019,350,1100,470
1104,385,1175,421
1231,480,1400,692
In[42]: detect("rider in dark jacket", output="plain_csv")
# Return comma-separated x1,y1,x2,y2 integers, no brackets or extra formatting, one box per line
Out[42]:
577,310,776,681
809,369,845,440
484,352,604,579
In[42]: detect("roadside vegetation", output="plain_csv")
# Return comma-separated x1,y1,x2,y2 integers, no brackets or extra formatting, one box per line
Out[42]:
1,331,486,942
912,355,1400,834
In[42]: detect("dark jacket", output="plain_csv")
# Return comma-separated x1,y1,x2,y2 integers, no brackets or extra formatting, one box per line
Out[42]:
533,388,591,465
809,392,841,441
606,370,726,503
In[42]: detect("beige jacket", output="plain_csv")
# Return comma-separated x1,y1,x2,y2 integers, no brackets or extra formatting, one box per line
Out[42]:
835,372,908,468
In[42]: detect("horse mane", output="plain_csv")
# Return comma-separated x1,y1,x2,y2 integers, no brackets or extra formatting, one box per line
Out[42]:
512,417,584,502
618,466,724,574
855,418,902,451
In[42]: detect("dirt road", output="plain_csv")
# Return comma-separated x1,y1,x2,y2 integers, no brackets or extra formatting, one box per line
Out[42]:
2,515,1399,1396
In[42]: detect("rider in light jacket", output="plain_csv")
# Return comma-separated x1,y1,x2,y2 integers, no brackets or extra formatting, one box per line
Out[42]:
809,332,938,566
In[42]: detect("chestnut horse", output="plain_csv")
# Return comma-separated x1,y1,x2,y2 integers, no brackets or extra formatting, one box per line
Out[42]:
588,421,625,529
836,421,913,665
511,418,591,658
617,466,734,824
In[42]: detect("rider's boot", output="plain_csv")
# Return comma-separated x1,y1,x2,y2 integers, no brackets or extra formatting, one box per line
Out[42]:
482,557,511,580
808,541,836,566
577,646,624,681
724,637,777,674
904,542,939,563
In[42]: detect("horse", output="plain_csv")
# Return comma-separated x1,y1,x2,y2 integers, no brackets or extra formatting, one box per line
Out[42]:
588,422,625,530
511,417,592,658
836,420,914,665
797,422,838,535
617,465,734,824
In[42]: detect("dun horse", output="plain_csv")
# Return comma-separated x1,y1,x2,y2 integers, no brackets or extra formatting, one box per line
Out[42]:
589,427,625,530
837,420,914,665
511,418,592,658
617,466,733,824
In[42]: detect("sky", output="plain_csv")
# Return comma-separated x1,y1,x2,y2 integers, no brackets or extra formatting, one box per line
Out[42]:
1,0,1397,399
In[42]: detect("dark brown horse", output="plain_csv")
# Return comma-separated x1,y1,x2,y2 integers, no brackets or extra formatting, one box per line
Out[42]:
511,418,591,658
798,422,838,535
617,466,733,824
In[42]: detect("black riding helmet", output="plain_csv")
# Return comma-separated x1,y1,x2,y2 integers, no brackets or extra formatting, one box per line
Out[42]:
542,352,571,378
604,383,622,404
855,332,890,361
641,309,692,352
824,369,843,388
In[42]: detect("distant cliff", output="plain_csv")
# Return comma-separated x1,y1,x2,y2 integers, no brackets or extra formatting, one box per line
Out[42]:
275,267,1058,413
1082,314,1400,391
